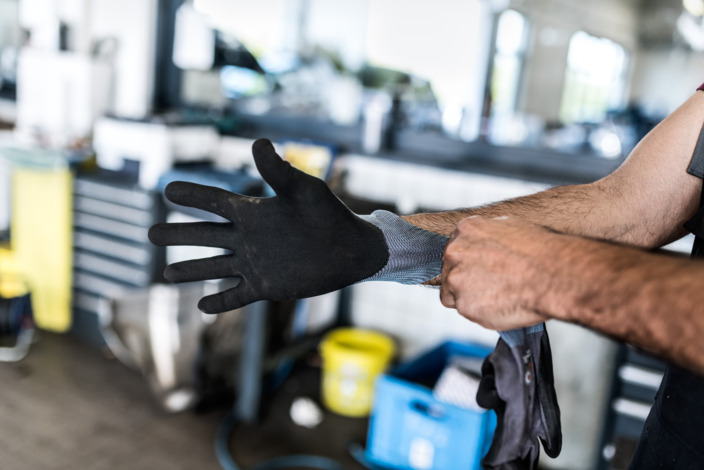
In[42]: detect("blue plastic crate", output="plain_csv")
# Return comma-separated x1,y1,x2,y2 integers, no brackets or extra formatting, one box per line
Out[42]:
365,341,496,470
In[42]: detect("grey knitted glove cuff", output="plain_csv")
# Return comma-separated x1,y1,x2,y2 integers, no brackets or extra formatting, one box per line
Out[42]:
359,210,449,285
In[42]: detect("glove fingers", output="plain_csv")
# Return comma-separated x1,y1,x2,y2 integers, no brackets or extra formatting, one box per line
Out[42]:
164,181,243,218
476,355,502,410
536,331,562,458
252,138,296,198
198,279,259,313
148,221,233,247
164,254,237,283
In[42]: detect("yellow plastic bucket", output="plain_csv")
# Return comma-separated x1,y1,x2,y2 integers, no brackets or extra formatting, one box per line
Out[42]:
0,274,29,299
319,328,395,417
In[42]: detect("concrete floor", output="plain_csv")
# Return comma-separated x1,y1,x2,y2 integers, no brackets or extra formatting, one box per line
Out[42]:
0,332,367,470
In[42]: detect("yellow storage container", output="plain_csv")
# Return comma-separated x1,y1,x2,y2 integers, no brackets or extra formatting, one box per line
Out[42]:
0,146,74,332
319,327,395,417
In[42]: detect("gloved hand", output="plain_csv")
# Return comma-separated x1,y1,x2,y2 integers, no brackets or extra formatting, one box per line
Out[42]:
148,138,448,313
477,324,562,470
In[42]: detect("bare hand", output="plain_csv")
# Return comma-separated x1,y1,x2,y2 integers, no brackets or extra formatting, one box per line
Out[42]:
440,216,557,330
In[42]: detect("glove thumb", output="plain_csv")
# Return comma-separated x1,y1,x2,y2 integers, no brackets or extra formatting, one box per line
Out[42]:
252,138,296,197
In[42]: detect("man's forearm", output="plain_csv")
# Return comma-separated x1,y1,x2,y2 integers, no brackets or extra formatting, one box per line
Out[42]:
402,183,619,239
403,179,690,248
535,232,704,375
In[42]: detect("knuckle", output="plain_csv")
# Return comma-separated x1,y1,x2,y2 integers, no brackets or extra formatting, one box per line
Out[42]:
456,218,473,232
455,216,485,239
443,240,466,262
457,306,479,324
439,287,453,306
442,269,458,290
455,298,487,324
442,245,458,262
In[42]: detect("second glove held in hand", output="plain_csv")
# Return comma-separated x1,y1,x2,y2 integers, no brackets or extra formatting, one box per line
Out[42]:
478,324,562,470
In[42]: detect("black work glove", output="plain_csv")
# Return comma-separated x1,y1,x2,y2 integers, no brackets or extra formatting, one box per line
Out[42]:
477,325,562,470
148,139,389,313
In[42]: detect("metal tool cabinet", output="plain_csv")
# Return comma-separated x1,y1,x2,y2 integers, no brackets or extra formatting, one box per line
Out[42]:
70,172,167,346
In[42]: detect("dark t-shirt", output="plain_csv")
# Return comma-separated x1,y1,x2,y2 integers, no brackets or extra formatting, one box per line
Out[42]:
628,85,704,469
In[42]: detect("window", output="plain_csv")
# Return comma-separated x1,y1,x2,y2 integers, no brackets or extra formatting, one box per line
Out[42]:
490,9,529,117
365,0,491,136
560,31,628,124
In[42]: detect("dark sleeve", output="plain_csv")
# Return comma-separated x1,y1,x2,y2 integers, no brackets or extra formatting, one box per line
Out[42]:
684,96,704,246
687,84,704,178
687,124,704,179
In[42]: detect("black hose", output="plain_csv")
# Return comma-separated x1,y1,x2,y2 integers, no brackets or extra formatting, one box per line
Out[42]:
215,410,346,470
